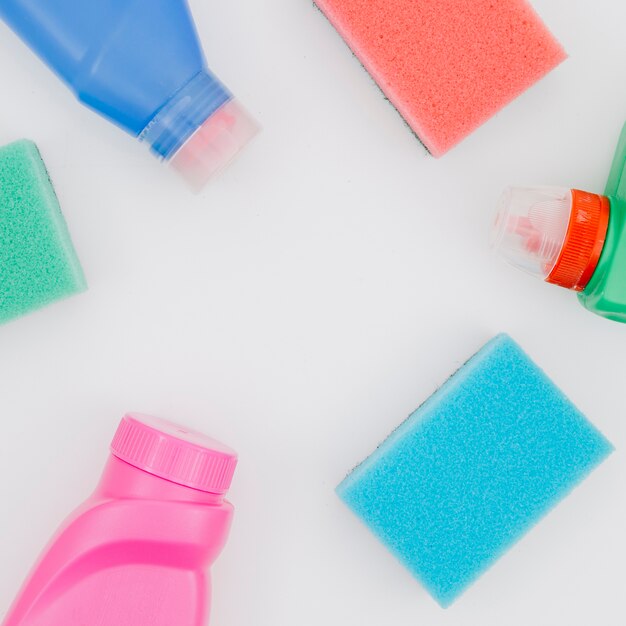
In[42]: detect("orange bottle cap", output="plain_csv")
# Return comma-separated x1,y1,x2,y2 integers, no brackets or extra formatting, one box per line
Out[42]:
546,190,610,291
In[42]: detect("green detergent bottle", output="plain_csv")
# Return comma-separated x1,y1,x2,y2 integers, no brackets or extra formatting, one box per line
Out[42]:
492,122,626,323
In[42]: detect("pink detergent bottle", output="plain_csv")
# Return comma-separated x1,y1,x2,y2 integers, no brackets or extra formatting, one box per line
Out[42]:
1,413,238,626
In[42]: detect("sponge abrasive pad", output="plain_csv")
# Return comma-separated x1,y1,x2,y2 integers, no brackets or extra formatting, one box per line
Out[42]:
315,0,567,156
337,334,612,606
0,140,86,325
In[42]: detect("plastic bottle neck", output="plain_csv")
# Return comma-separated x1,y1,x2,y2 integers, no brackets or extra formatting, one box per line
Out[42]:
96,455,225,505
139,70,232,160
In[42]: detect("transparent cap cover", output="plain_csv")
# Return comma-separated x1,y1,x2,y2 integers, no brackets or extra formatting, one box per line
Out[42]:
491,186,572,279
170,99,259,191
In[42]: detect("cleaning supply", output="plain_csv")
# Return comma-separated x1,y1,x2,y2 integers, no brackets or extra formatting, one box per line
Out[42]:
492,122,626,323
314,0,566,156
0,0,258,189
0,139,86,326
2,413,238,626
337,334,612,607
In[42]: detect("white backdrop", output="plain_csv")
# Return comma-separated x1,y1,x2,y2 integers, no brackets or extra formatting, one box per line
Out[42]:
0,1,624,624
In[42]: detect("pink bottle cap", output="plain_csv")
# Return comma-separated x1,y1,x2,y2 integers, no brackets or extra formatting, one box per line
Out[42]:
111,413,237,494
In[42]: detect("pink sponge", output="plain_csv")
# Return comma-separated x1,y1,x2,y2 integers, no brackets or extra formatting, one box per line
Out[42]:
315,0,567,156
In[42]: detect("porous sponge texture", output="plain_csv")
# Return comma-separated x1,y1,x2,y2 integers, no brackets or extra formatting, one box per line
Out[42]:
0,140,86,325
315,0,567,156
337,334,612,607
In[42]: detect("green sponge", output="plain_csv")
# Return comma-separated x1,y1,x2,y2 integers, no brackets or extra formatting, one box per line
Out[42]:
0,140,86,325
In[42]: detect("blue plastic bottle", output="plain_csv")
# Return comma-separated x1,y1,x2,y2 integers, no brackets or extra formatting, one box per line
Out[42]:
0,0,257,188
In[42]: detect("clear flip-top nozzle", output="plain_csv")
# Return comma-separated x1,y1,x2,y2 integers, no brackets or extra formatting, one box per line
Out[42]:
491,186,572,280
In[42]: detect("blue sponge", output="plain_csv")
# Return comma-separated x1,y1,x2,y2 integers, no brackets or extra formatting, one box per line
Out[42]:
337,334,612,607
